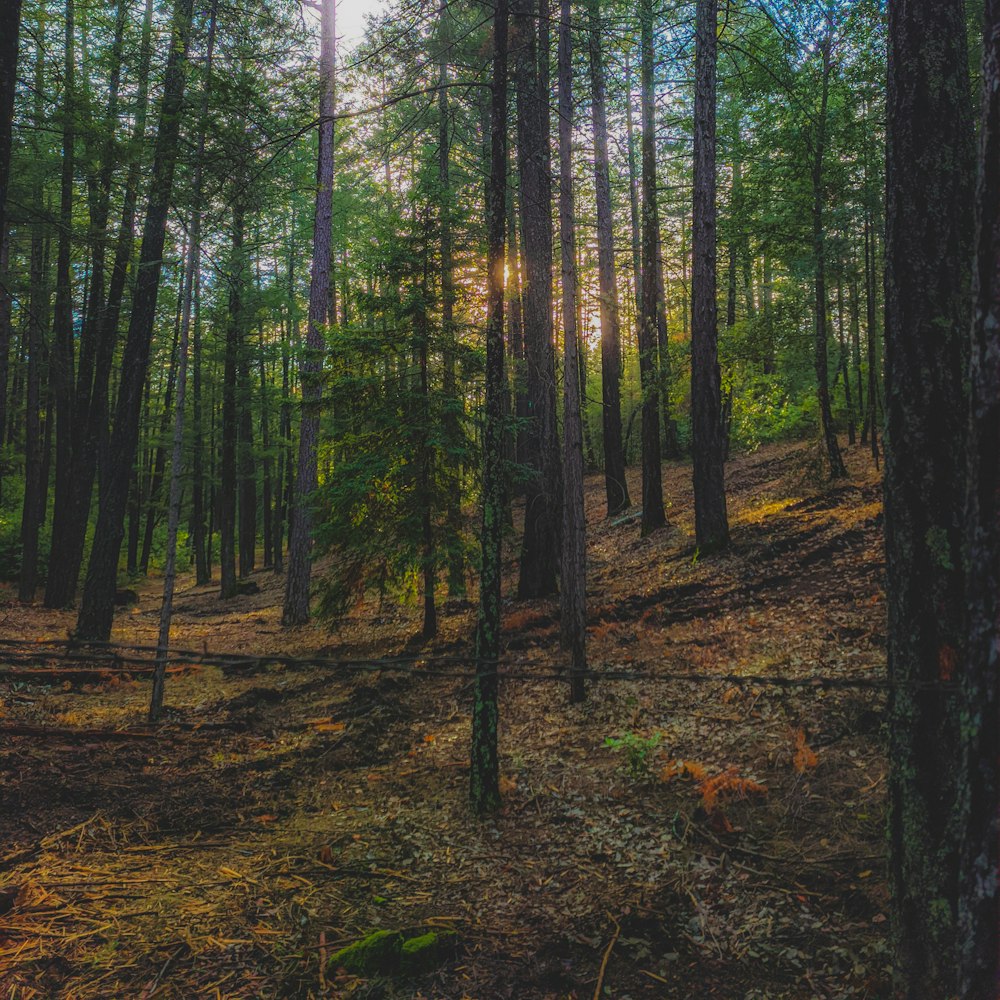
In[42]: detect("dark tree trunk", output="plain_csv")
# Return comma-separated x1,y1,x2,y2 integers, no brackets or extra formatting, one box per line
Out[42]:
238,337,256,578
76,0,196,641
884,0,975,994
48,0,78,605
0,0,21,241
513,0,561,598
19,152,46,602
690,0,729,551
837,278,857,445
637,0,665,536
959,2,1000,990
471,0,508,817
587,0,630,517
625,47,642,346
812,29,847,479
283,0,335,625
655,229,679,460
439,2,465,597
558,0,586,703
219,209,244,599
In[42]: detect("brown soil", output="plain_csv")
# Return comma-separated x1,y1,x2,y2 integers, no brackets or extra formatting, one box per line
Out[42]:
0,440,890,999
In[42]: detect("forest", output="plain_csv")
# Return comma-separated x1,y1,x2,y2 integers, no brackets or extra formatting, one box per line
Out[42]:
0,0,999,996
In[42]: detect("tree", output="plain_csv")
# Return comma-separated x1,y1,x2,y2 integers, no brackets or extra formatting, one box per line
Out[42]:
283,0,336,626
587,0,630,518
637,0,665,536
0,0,22,240
884,0,975,993
514,0,561,597
76,0,197,641
690,0,729,552
558,0,586,702
470,0,509,816
959,0,1000,990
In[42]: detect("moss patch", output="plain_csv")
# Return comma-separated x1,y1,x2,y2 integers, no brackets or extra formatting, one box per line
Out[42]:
328,929,403,976
400,930,457,975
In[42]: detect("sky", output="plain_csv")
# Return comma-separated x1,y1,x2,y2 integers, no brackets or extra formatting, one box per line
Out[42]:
338,0,388,49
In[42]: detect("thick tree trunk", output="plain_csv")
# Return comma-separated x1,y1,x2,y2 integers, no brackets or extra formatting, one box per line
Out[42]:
884,1,975,994
283,0,335,625
587,0,630,517
76,0,196,641
960,3,1000,991
513,0,561,598
690,0,729,552
471,0,508,816
637,0,665,536
558,0,586,703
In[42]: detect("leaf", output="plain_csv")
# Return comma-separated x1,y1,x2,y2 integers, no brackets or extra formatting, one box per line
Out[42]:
793,729,818,772
499,774,517,795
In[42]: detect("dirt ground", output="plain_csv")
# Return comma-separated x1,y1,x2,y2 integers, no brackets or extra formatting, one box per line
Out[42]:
0,440,892,999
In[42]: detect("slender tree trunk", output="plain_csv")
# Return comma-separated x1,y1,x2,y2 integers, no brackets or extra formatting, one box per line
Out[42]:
283,0,335,625
471,0,508,817
625,47,642,345
655,229,679,459
638,0,665,535
514,0,561,597
219,208,243,599
812,28,847,479
837,277,856,445
587,0,630,517
960,3,1000,991
439,2,465,596
238,327,256,577
690,0,729,552
76,0,196,641
558,0,586,703
884,1,975,994
0,0,21,241
19,121,46,602
48,0,78,605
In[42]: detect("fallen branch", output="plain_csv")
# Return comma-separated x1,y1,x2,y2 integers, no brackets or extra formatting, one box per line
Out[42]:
593,913,621,1000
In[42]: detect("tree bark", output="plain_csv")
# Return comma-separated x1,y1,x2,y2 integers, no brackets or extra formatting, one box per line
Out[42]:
471,0,508,816
587,0,630,517
884,0,975,994
76,0,196,641
637,0,665,536
0,0,22,239
283,0,335,625
690,0,729,552
960,3,1000,992
514,0,561,597
558,0,586,703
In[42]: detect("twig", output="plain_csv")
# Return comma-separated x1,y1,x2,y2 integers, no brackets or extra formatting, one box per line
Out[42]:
593,913,620,1000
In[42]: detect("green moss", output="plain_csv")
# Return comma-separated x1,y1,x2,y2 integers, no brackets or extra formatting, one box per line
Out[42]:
400,930,457,975
327,929,403,976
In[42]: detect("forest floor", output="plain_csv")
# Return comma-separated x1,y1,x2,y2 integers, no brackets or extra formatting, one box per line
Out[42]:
0,439,891,1000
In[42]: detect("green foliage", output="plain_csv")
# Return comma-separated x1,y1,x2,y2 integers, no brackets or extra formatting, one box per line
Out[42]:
604,731,662,779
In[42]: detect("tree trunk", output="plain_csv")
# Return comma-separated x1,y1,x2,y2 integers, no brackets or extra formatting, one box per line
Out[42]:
812,29,847,479
219,208,244,599
283,0,335,625
690,0,729,552
959,2,1000,990
587,0,630,517
0,0,21,241
471,0,508,816
76,0,196,641
513,0,561,598
638,0,665,536
439,2,465,597
48,0,78,606
884,1,975,994
558,0,586,703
